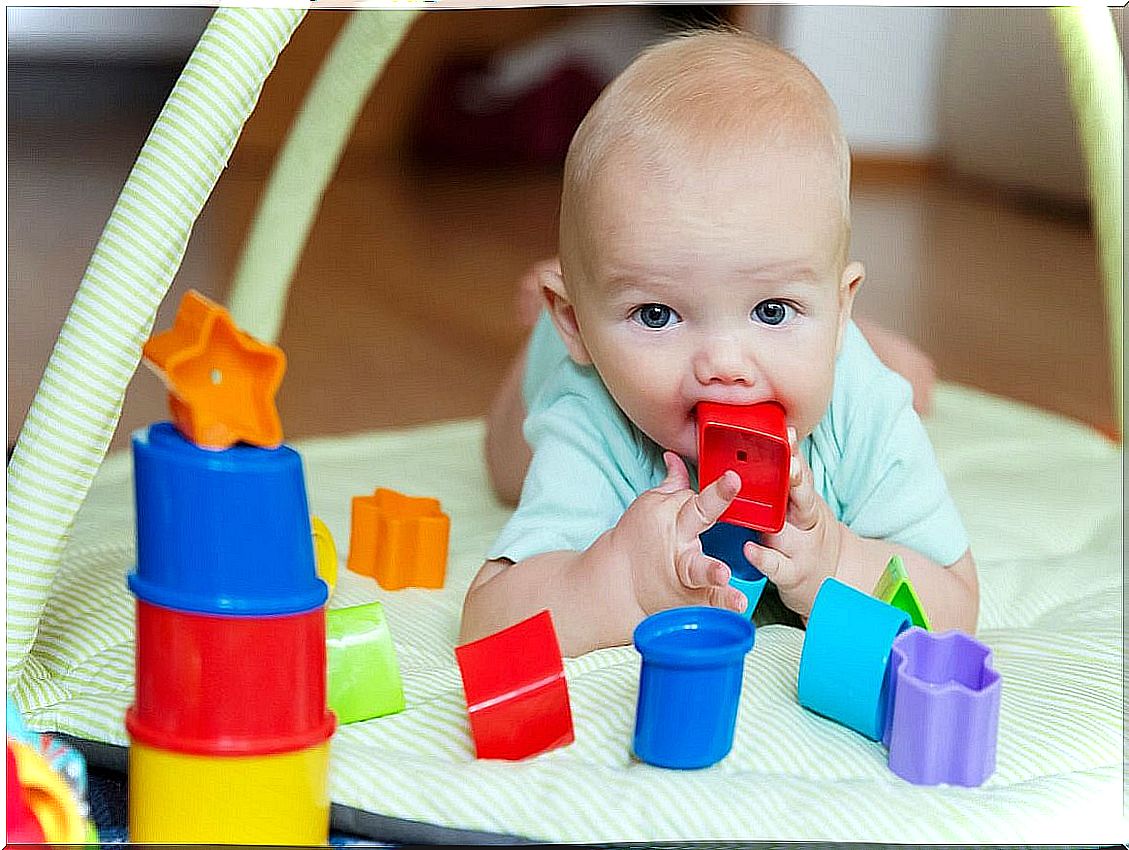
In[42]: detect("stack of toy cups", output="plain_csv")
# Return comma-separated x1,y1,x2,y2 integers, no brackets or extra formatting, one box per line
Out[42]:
126,422,334,844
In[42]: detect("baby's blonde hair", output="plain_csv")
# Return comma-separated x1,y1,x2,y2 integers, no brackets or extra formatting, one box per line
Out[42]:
560,30,852,276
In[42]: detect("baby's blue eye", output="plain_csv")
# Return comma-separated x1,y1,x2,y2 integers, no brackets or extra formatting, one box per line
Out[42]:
633,304,679,329
752,300,794,326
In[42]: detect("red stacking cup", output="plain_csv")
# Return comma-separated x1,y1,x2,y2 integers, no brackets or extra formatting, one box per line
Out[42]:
126,600,336,755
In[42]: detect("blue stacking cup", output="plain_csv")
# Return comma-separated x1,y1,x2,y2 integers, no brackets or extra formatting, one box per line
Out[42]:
632,607,755,769
129,422,328,615
700,521,766,618
797,578,911,740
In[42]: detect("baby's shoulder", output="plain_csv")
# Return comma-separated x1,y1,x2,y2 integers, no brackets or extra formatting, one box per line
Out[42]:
827,321,914,435
526,355,658,482
811,321,916,476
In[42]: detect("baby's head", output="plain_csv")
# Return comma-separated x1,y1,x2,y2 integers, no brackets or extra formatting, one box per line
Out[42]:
542,30,865,463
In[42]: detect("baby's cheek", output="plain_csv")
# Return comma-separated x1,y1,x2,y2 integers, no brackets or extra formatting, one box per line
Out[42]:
781,374,834,438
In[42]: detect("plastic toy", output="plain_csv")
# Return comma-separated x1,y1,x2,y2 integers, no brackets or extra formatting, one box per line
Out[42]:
128,408,333,841
142,289,286,449
699,521,767,618
348,487,450,590
797,578,911,741
727,574,766,618
7,696,33,743
632,607,755,769
884,627,1001,786
455,610,574,760
129,740,331,843
327,601,406,724
6,697,97,844
6,740,91,843
6,742,46,844
872,555,931,630
697,401,790,533
128,600,334,753
130,422,327,615
311,515,339,594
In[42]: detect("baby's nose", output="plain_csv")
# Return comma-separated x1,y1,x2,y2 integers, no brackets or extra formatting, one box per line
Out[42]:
694,336,754,385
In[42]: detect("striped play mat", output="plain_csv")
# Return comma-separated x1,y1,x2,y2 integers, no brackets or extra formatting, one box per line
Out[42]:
11,384,1125,843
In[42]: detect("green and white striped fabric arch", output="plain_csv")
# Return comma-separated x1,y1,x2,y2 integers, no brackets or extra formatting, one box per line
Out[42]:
226,9,418,341
5,7,419,691
1051,4,1124,435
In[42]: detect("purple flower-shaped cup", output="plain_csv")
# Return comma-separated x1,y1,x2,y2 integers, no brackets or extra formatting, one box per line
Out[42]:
885,627,1001,786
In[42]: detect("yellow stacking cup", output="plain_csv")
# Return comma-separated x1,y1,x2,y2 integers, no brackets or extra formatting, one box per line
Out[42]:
128,739,330,844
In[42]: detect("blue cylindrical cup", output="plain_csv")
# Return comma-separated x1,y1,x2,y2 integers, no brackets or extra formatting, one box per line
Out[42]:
632,607,755,769
129,422,327,615
797,578,911,740
700,522,764,582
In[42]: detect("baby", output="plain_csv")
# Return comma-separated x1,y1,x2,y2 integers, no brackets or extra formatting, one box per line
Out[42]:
460,31,978,657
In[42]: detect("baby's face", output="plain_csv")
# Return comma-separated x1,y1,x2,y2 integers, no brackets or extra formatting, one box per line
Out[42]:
563,146,859,463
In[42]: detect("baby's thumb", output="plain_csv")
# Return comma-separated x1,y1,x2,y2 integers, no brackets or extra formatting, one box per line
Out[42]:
655,451,691,493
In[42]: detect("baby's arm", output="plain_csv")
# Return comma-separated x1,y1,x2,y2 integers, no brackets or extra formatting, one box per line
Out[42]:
461,454,747,656
483,339,531,506
461,546,641,656
837,537,978,634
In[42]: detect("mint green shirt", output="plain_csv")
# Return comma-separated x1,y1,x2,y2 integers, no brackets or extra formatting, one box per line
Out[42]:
487,312,969,568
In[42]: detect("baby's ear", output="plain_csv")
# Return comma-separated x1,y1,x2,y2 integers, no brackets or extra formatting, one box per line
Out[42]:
836,261,865,352
541,264,593,366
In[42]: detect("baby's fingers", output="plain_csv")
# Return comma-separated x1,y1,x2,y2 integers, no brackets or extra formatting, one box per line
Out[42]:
678,470,741,539
655,451,692,494
705,582,749,615
744,539,798,590
787,450,820,532
676,550,731,590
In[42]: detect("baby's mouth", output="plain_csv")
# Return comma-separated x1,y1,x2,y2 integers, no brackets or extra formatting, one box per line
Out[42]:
683,406,695,430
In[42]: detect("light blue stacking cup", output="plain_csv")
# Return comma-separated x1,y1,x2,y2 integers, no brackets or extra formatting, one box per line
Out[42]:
632,607,755,769
700,521,767,618
129,422,327,616
797,578,911,740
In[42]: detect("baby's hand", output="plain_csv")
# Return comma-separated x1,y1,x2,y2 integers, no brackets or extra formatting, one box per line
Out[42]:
743,428,845,620
610,452,748,619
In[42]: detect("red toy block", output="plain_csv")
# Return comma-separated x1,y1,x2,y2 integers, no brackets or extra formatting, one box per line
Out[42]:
697,401,790,533
455,610,574,761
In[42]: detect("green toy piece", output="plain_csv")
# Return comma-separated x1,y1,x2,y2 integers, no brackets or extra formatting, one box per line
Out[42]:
872,555,931,631
326,601,406,724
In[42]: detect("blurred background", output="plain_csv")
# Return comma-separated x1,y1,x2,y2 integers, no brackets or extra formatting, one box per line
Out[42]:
7,5,1124,453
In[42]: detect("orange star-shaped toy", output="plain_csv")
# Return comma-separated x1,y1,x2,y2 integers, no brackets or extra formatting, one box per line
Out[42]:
142,290,286,450
347,488,449,590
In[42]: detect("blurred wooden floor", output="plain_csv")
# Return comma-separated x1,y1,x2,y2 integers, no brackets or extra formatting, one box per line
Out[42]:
7,13,1117,456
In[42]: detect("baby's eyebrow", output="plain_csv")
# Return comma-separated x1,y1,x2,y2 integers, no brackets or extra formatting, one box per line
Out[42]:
738,263,821,283
601,269,681,295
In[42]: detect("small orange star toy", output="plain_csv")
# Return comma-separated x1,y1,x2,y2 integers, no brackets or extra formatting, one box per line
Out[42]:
348,488,449,590
142,290,286,450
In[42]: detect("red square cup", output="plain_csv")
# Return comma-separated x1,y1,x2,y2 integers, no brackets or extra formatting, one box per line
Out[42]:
455,610,574,760
697,401,790,533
